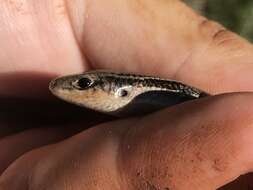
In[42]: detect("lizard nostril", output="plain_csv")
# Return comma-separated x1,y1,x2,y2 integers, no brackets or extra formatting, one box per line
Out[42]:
49,79,57,91
49,78,64,92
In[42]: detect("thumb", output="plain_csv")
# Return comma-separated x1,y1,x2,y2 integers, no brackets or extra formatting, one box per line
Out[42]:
67,0,253,93
118,93,253,190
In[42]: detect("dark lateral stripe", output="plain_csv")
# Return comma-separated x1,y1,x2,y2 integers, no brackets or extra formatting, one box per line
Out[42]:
88,70,204,96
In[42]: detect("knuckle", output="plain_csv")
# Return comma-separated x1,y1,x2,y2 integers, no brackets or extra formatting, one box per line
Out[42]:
198,18,242,48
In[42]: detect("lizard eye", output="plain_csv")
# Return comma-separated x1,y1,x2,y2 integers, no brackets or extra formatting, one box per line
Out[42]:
73,77,93,90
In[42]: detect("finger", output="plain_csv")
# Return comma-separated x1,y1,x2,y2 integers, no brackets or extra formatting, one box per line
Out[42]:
0,0,88,98
67,0,253,93
0,121,130,190
0,126,83,176
2,93,253,189
0,1,87,74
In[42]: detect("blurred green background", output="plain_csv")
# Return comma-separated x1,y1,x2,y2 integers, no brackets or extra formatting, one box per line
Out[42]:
183,0,253,42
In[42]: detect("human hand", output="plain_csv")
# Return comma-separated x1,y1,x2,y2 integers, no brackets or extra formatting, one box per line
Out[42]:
1,0,253,189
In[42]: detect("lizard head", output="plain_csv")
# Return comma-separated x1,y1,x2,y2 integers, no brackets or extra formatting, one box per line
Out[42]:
49,71,141,113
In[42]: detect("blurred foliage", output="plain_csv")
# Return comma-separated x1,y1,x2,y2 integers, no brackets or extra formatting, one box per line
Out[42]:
183,0,253,42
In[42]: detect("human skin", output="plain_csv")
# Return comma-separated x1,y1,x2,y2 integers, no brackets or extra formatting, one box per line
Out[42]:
1,0,253,189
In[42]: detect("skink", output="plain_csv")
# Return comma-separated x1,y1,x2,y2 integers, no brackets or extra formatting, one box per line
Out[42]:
49,70,209,117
